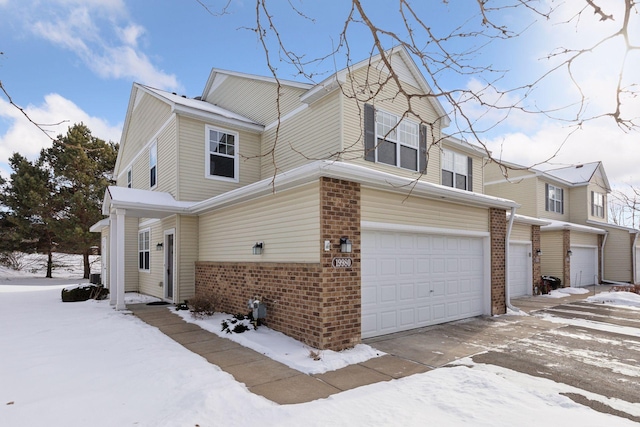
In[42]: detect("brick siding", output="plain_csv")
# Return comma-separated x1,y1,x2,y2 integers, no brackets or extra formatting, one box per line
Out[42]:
563,229,571,287
490,208,506,315
532,225,541,293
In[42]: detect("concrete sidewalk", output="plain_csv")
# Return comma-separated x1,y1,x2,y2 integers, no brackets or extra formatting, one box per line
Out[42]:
129,287,606,405
129,303,429,404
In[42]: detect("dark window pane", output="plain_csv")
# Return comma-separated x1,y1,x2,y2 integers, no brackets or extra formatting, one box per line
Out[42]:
377,138,396,166
150,166,156,187
400,146,417,171
442,170,453,187
210,154,235,178
455,174,467,190
139,252,144,269
144,252,150,270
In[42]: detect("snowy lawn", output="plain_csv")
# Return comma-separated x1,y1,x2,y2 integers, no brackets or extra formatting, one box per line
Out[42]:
1,281,638,426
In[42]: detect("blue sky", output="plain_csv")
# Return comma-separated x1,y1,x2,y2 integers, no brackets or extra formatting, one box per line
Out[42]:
1,0,638,195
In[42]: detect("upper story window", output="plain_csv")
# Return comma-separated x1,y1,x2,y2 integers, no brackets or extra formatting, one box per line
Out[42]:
149,142,157,189
592,191,605,218
363,104,426,173
545,183,564,214
138,229,150,271
127,168,132,188
206,125,238,181
441,149,472,191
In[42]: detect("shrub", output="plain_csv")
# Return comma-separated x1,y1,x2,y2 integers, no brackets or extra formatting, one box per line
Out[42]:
61,285,108,302
612,284,640,295
221,313,256,334
187,294,219,319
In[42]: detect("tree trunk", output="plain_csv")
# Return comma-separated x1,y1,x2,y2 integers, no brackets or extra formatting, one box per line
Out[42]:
83,250,90,279
46,251,53,278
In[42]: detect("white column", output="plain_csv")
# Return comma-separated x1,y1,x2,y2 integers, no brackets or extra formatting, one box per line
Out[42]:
115,208,126,310
109,212,117,306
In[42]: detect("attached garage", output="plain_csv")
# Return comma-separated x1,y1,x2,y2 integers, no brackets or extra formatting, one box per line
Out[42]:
570,246,598,286
509,242,531,297
361,229,488,338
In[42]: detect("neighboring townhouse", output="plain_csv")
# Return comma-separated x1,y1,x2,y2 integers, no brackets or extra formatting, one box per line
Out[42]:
92,47,521,351
484,160,640,293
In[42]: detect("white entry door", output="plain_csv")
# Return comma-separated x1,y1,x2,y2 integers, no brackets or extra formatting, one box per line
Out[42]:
509,243,531,297
570,246,598,286
362,230,486,338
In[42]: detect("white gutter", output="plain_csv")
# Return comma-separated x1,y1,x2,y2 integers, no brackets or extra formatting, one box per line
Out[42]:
633,232,639,284
505,206,519,312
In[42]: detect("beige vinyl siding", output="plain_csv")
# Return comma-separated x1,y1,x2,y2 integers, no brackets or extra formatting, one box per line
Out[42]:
510,223,531,242
342,64,443,184
116,92,172,182
602,226,632,282
362,188,489,232
125,217,139,292
483,162,535,183
177,215,198,302
538,180,569,220
540,230,563,278
156,118,177,196
198,182,320,263
568,186,588,223
485,178,538,217
570,231,598,246
261,92,342,179
138,220,164,299
204,76,307,125
177,116,261,201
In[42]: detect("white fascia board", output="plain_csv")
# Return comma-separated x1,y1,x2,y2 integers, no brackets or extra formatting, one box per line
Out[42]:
89,218,110,232
586,220,639,233
190,160,519,215
299,75,343,104
172,104,264,133
541,219,606,234
509,213,551,227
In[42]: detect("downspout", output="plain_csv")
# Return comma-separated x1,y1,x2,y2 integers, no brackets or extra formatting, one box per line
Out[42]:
632,232,639,284
505,206,519,312
600,231,608,284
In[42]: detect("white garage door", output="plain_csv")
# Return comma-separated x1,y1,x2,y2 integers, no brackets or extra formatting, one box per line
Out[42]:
509,243,531,297
361,230,486,338
636,246,640,284
570,246,598,286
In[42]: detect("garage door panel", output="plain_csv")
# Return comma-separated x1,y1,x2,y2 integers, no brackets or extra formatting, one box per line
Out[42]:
571,246,597,286
362,230,486,338
509,243,530,297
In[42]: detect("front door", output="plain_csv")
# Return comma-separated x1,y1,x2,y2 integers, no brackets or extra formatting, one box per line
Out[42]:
165,232,175,300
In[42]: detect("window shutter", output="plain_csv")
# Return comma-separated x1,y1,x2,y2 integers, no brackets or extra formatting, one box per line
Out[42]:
364,103,375,162
545,183,549,211
467,156,473,191
560,188,564,214
419,124,428,173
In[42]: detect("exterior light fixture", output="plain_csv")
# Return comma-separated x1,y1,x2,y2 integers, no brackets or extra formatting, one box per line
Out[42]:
340,236,352,253
156,242,163,251
536,249,542,256
567,250,573,257
252,242,264,255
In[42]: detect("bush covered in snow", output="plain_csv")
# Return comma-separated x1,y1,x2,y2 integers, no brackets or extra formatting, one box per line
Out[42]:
61,284,108,302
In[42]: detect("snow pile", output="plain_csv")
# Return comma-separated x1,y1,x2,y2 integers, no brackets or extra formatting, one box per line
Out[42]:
174,310,383,374
542,287,590,299
587,291,640,309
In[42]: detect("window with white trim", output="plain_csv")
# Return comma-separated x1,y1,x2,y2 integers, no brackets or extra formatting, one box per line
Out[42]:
127,168,132,188
592,191,605,218
206,126,238,181
149,142,157,189
441,149,470,190
375,110,419,171
138,229,150,271
546,184,564,214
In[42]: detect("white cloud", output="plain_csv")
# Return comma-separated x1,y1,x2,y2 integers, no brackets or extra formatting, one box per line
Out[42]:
0,94,122,179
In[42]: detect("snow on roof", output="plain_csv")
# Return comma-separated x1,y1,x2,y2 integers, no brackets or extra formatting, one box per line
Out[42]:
103,186,196,217
140,85,260,127
541,218,606,234
544,162,600,184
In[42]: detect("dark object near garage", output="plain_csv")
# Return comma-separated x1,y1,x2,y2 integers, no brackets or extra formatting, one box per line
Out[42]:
89,273,101,284
540,275,562,294
61,284,109,302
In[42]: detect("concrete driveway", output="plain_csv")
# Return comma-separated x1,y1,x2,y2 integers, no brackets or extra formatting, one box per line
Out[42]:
364,288,640,423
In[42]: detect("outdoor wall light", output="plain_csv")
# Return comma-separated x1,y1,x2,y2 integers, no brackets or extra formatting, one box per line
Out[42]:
252,242,264,255
156,242,163,251
536,249,542,256
340,236,352,253
567,249,573,257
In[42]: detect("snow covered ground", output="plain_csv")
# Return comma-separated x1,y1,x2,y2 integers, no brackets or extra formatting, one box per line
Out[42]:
1,254,639,426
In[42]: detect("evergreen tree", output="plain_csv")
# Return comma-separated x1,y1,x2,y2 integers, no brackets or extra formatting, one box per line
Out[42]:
43,123,118,279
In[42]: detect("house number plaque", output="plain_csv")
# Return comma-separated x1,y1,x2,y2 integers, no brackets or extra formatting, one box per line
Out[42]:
332,257,353,268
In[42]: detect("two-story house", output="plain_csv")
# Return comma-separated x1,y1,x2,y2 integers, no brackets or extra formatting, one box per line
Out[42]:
92,47,522,351
484,160,640,294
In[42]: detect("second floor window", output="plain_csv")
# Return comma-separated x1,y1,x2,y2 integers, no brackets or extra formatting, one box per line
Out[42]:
138,229,150,271
127,168,132,188
546,183,564,214
441,149,471,190
375,110,419,171
592,191,605,218
149,142,157,189
206,126,238,181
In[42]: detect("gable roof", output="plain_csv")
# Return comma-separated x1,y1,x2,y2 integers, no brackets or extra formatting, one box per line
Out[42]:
545,161,611,191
